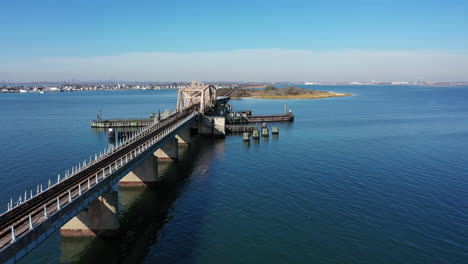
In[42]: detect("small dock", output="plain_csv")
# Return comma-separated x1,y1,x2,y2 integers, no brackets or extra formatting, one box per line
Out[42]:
246,113,293,123
225,104,294,125
226,112,294,124
222,105,293,134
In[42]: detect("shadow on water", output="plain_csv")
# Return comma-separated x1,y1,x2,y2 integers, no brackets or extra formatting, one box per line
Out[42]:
59,136,222,264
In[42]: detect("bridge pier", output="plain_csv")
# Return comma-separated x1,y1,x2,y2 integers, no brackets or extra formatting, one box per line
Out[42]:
60,190,119,237
198,116,226,137
154,137,178,161
176,128,191,146
119,155,159,187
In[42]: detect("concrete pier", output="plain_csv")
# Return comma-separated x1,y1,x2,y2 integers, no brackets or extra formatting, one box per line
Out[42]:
119,155,159,187
60,190,119,237
213,117,226,136
176,128,191,146
154,137,179,161
243,132,250,142
272,126,279,135
198,116,226,137
252,129,260,139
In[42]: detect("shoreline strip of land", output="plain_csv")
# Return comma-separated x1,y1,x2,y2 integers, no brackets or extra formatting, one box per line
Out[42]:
222,85,352,100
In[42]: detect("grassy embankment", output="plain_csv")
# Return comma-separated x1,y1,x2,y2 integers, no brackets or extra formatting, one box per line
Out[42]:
222,85,351,99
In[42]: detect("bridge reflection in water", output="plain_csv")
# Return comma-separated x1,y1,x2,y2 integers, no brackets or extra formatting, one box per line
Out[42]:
57,137,225,263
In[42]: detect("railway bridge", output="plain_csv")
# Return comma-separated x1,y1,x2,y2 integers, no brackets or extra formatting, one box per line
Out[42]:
0,81,230,263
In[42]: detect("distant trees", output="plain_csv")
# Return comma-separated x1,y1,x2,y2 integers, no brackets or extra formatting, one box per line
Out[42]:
265,85,277,91
282,86,302,95
263,85,315,95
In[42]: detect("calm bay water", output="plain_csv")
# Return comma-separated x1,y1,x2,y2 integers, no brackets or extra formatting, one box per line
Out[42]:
0,86,467,263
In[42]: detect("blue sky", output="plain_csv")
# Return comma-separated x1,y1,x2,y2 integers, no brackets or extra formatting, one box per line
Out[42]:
1,0,468,81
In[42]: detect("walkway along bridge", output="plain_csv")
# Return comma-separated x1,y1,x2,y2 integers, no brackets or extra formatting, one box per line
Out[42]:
0,82,229,263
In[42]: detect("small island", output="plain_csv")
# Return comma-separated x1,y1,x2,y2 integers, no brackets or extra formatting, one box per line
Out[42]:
220,85,352,99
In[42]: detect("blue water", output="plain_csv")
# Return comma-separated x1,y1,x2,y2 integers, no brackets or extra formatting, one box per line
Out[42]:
0,86,467,263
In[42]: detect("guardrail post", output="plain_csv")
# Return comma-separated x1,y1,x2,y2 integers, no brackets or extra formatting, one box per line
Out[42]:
29,214,34,230
11,226,16,243
44,205,48,219
57,197,61,211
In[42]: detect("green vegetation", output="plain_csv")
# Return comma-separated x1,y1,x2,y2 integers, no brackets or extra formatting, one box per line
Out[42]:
229,85,352,99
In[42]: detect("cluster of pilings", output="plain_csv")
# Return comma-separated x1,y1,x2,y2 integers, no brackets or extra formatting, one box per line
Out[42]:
243,123,279,142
